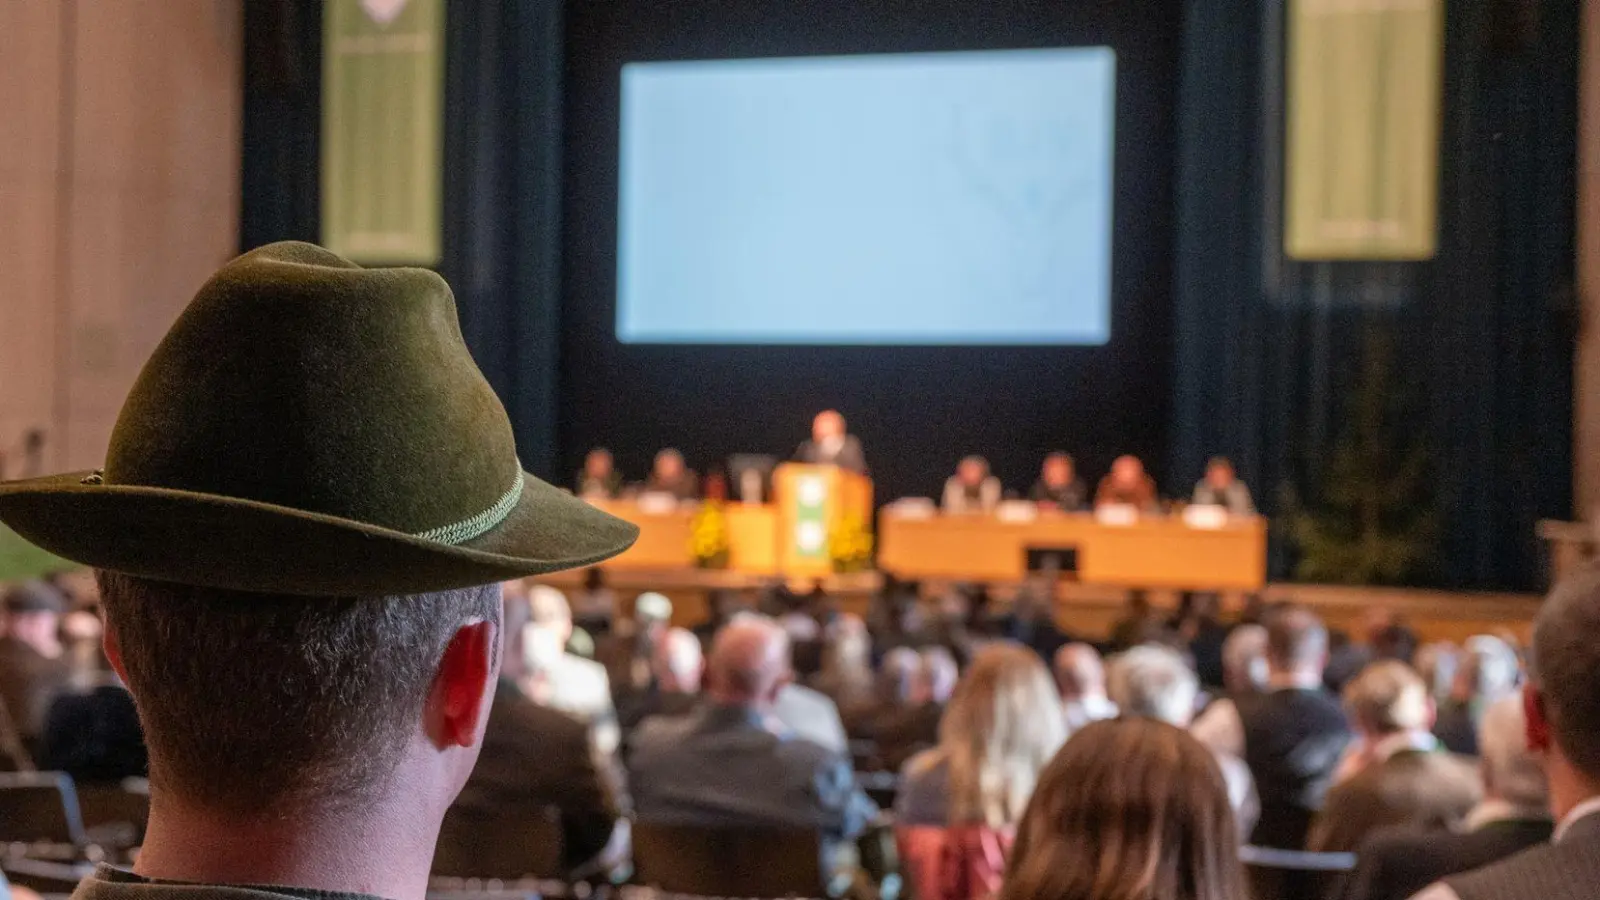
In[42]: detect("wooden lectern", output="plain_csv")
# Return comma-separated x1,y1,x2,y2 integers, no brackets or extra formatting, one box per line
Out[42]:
773,464,873,578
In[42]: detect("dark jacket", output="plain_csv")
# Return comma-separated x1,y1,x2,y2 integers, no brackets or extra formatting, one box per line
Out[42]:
1341,817,1553,900
1308,748,1483,852
38,684,147,784
1446,811,1600,900
628,703,878,868
1237,686,1353,849
793,436,868,475
0,636,70,753
436,680,621,876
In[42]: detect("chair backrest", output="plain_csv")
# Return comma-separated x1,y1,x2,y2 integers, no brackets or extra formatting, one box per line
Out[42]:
631,821,824,899
1240,845,1356,900
1,858,94,894
431,806,564,881
0,771,86,846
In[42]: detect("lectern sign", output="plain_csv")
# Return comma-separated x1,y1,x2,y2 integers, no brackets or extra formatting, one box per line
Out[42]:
791,474,831,562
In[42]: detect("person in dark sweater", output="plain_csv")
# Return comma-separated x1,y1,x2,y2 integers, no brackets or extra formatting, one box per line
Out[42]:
1237,605,1352,850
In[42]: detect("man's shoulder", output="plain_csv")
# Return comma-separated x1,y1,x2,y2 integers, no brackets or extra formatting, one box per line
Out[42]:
1443,835,1589,898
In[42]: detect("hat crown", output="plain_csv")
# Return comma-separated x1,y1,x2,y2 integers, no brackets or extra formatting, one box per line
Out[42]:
104,242,520,538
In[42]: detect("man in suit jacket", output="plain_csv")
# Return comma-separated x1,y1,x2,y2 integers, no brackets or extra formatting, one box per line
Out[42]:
629,616,878,876
1309,661,1481,852
793,409,868,475
1340,695,1550,900
436,588,623,878
1237,605,1353,850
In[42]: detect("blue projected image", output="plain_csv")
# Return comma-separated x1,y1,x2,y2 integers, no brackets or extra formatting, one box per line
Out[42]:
617,47,1117,346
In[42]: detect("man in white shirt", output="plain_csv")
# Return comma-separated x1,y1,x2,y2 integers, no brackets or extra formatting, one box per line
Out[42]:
1410,566,1600,900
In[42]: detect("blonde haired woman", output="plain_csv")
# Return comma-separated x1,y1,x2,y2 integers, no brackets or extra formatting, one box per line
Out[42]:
999,718,1245,900
895,643,1067,900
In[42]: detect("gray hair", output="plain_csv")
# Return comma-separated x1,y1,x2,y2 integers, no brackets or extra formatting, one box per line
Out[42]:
1222,624,1268,692
1531,568,1600,777
1108,644,1200,726
1477,694,1548,810
1460,635,1521,703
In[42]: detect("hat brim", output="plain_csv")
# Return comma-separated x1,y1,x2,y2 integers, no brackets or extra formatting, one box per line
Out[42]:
0,471,639,597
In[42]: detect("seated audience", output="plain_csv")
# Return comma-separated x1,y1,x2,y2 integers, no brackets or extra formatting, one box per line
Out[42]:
629,615,877,875
1411,568,1600,900
843,645,922,741
995,578,1071,661
810,614,878,714
1434,634,1521,756
1053,642,1118,734
1094,454,1159,512
569,567,618,636
1108,591,1169,651
642,448,699,500
1191,623,1269,756
521,583,620,756
436,584,623,878
997,718,1246,900
1236,605,1352,850
1309,661,1480,852
1415,640,1461,702
1342,695,1551,900
0,580,70,756
1028,451,1088,512
942,455,1002,514
1108,644,1259,838
897,644,1067,900
775,676,851,755
1190,456,1255,516
597,591,673,709
1173,592,1231,688
576,447,623,500
618,626,704,732
873,647,959,772
794,408,868,475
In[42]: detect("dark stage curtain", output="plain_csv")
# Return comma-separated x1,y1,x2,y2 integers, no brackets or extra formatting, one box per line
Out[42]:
1170,0,1578,589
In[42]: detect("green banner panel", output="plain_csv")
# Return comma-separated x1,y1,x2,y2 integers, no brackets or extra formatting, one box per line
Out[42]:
321,0,443,264
1285,0,1442,261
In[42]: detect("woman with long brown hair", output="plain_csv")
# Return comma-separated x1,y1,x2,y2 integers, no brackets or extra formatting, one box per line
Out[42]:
895,642,1067,900
998,718,1246,900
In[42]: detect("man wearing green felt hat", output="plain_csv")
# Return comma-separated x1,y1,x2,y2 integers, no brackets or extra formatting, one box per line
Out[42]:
0,242,637,900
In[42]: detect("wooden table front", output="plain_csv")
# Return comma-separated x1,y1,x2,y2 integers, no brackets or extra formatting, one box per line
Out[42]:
588,500,779,574
877,512,1267,589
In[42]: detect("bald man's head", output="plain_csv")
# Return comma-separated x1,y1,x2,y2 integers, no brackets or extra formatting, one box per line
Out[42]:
653,627,705,693
707,615,793,710
1054,642,1107,700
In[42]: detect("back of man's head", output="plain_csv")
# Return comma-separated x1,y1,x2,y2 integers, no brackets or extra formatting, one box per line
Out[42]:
1458,634,1521,704
1222,624,1269,693
1108,644,1200,726
706,614,791,709
1265,605,1328,677
1343,660,1430,737
1530,568,1600,781
1478,694,1548,811
97,570,500,817
1053,642,1106,700
920,646,959,705
653,627,705,693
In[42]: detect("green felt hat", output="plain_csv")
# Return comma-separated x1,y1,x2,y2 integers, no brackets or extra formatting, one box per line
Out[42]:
0,242,638,596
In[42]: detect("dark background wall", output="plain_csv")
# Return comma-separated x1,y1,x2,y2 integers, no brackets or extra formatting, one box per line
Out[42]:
240,0,1578,590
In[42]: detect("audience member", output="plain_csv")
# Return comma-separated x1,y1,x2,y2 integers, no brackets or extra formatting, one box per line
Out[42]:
619,627,704,733
596,591,673,708
0,580,70,755
1028,451,1088,512
1235,605,1353,849
774,677,851,755
794,409,868,475
844,646,922,742
1343,696,1551,900
1434,634,1521,756
1192,623,1269,756
1413,567,1600,900
874,647,958,773
521,584,620,756
1374,621,1421,666
942,455,1002,515
576,447,623,500
1108,591,1168,651
811,614,877,713
1309,661,1480,852
1053,643,1118,734
1191,456,1255,516
1108,644,1259,838
436,583,624,879
1094,454,1159,512
997,718,1246,900
897,644,1067,900
37,676,147,785
1414,641,1461,703
995,578,1071,661
642,448,699,500
1173,592,1231,688
569,567,618,636
629,615,877,876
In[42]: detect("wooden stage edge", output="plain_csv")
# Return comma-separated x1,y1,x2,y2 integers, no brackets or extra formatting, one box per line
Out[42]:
535,568,1544,646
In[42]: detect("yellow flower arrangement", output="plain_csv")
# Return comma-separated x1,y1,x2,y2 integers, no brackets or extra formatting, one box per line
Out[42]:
689,500,731,568
829,512,874,573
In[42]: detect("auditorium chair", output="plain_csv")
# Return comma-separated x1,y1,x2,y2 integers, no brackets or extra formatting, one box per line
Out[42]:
631,822,826,899
75,778,150,855
2,857,93,894
431,807,564,881
1240,844,1356,900
0,771,88,857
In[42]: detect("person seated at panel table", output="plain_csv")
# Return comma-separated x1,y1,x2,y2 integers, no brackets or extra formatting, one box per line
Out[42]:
794,408,868,475
641,447,700,500
1028,451,1088,512
1191,456,1255,516
1094,454,1160,512
576,446,624,500
942,455,1002,514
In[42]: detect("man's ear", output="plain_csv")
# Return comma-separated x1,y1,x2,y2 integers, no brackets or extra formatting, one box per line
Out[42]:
1525,682,1552,752
102,623,128,685
424,619,499,749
